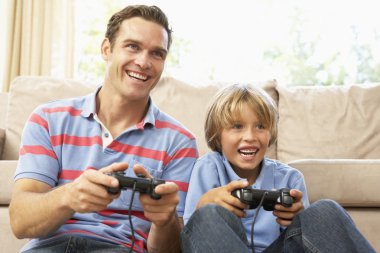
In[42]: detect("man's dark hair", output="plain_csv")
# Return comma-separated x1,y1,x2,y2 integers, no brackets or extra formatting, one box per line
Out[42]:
105,5,172,50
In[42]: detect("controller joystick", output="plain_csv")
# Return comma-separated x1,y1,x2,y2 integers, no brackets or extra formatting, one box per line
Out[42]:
106,172,165,200
232,187,293,211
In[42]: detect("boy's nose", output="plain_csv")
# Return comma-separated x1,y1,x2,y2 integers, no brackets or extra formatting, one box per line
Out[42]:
242,129,256,141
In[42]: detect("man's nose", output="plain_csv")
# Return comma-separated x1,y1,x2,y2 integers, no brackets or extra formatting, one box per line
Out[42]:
135,52,152,69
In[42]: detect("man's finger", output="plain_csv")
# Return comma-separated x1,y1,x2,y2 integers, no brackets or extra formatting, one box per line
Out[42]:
99,162,129,173
154,182,178,195
133,164,152,179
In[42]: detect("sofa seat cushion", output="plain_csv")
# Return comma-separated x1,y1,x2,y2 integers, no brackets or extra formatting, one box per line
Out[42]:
289,159,380,207
276,84,380,163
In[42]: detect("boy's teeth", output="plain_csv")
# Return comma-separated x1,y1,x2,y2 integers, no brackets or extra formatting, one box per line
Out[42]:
239,149,257,155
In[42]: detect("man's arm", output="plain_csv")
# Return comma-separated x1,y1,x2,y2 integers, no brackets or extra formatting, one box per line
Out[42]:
10,179,76,238
133,164,183,253
142,182,183,253
148,216,184,253
9,163,127,239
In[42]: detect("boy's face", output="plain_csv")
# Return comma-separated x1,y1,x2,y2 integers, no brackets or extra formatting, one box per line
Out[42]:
220,103,270,181
101,17,168,102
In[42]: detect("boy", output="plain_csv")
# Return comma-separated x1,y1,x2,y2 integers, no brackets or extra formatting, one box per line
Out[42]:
182,84,375,253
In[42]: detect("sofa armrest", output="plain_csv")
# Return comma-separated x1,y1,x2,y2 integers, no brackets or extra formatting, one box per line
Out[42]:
288,159,380,207
0,160,18,205
0,128,5,158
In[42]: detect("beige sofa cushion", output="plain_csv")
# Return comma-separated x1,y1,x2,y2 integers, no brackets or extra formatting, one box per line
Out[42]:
0,92,8,129
0,161,18,204
276,84,380,163
0,128,4,158
289,159,380,207
3,76,96,160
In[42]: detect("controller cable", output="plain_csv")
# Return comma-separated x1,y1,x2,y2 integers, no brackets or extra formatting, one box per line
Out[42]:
127,182,137,253
250,191,268,253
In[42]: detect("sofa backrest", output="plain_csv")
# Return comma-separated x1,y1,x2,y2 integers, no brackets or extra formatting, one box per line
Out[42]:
0,92,8,129
3,77,96,160
2,76,278,160
275,84,380,162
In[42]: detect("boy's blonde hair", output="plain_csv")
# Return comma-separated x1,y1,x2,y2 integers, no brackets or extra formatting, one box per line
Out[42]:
205,84,278,153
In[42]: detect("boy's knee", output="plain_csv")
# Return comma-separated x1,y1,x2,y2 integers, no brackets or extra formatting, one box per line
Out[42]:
312,199,344,213
195,204,228,221
313,199,340,209
307,199,352,223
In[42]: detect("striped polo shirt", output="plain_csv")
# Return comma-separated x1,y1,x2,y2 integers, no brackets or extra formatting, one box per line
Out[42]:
15,87,199,252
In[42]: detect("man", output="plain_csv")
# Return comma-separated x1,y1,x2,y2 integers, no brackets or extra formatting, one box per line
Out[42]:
9,5,198,253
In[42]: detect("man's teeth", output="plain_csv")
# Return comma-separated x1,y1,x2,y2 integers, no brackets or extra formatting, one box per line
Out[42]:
127,71,148,81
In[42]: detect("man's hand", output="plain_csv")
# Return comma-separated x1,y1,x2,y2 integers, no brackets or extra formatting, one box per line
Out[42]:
273,189,304,227
64,162,129,213
133,164,179,227
133,164,184,253
10,162,129,238
196,180,250,218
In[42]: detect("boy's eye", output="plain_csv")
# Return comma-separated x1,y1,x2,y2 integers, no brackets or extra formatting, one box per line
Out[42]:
257,123,265,129
232,123,243,129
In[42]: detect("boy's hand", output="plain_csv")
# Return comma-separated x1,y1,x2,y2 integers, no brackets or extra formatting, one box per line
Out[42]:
196,180,249,218
273,189,304,227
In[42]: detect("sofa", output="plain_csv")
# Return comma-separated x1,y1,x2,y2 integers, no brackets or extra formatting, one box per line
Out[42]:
1,76,379,252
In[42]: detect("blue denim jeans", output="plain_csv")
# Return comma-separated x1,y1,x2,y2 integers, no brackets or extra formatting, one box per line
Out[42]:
181,199,376,253
23,235,132,253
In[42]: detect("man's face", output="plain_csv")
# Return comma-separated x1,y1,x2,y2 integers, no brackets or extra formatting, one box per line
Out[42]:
101,17,169,102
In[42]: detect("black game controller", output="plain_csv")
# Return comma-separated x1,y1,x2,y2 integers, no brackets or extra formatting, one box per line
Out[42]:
106,172,165,200
232,187,293,211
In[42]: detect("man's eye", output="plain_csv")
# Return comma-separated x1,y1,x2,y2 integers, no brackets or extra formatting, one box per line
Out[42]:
152,50,165,59
127,44,139,50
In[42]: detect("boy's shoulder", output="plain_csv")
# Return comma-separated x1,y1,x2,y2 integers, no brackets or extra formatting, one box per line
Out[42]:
263,157,303,175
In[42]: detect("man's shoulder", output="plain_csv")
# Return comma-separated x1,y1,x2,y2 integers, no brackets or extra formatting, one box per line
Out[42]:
153,105,196,140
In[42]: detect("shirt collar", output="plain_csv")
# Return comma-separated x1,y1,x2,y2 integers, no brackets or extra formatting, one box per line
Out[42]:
222,155,275,189
81,86,100,118
80,86,157,130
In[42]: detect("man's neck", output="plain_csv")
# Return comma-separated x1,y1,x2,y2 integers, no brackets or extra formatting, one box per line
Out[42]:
96,87,149,138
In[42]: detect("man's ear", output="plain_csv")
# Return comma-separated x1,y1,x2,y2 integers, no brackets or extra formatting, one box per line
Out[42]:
101,38,111,60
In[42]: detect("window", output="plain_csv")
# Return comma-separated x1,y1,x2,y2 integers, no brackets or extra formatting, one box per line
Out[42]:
66,0,380,86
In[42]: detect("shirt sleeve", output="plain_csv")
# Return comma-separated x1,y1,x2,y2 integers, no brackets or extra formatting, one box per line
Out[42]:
183,155,221,224
15,105,60,186
289,170,310,208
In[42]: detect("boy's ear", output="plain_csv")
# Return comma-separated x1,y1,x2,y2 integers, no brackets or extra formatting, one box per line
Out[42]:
101,38,111,60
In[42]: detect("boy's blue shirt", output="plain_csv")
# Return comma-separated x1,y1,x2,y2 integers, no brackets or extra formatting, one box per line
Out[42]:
184,151,309,252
